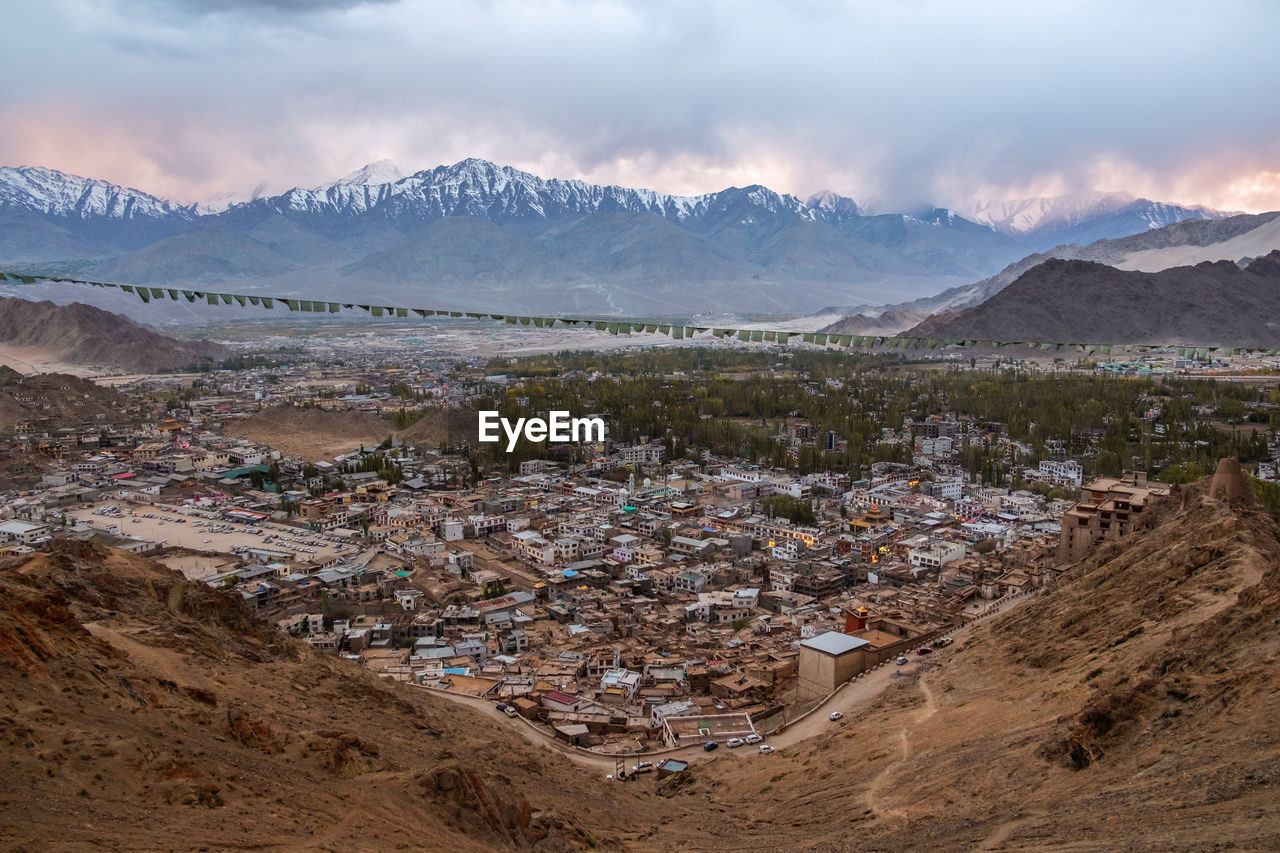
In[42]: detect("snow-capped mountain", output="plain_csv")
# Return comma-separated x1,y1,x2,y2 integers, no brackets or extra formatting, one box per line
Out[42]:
958,191,1232,249
805,189,861,216
316,159,404,190
192,160,406,215
239,157,850,227
0,165,192,222
193,182,284,216
963,191,1137,233
0,157,1258,317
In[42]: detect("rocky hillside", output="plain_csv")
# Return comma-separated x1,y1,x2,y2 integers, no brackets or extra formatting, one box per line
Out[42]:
0,542,652,850
0,365,131,430
218,406,393,461
0,296,229,373
903,250,1280,347
655,461,1280,850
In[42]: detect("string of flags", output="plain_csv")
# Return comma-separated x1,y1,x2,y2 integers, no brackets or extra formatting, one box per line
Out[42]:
1,269,1273,359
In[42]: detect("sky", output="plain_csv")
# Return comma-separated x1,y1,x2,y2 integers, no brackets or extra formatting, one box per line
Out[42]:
1,0,1278,213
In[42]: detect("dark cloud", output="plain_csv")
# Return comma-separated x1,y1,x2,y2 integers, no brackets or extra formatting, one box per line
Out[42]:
0,0,1277,212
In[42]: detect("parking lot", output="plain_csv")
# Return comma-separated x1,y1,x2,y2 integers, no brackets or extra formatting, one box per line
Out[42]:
68,501,354,566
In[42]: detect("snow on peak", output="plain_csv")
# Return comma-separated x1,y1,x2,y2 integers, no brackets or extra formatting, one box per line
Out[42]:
194,181,282,215
959,191,1138,234
318,159,405,190
805,189,860,216
957,190,1235,236
0,165,190,221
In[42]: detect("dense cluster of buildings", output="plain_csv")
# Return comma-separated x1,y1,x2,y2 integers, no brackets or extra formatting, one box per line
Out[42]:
2,353,1200,754
3,400,1092,753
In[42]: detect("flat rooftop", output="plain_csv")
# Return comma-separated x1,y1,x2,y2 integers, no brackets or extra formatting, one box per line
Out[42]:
800,631,870,656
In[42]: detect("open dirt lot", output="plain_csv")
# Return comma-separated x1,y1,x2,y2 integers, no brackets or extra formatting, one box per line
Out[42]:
67,501,356,570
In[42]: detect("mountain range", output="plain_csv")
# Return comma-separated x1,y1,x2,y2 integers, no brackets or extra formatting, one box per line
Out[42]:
0,160,1233,316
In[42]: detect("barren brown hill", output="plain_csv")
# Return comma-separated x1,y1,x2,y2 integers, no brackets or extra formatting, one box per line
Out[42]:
0,365,130,430
219,406,392,460
905,250,1280,347
0,296,229,373
396,406,479,449
643,466,1280,851
222,405,479,461
0,541,660,851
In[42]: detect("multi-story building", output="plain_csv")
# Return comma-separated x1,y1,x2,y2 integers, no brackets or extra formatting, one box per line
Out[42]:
1058,473,1170,561
621,444,666,465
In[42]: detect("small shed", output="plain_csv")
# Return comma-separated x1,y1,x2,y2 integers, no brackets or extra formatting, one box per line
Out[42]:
553,723,591,747
656,759,689,779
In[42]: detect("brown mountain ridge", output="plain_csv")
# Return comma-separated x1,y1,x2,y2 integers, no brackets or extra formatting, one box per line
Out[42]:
905,250,1280,347
0,296,230,373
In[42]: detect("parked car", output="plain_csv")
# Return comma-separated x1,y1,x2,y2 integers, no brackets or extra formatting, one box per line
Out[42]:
895,655,909,665
937,636,954,647
757,744,775,754
745,734,763,745
631,761,654,774
917,647,933,655
703,741,719,752
726,737,745,748
829,711,843,721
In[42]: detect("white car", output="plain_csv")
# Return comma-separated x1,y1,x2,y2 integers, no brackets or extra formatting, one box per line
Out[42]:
757,744,775,754
828,711,843,721
726,737,745,748
745,734,763,745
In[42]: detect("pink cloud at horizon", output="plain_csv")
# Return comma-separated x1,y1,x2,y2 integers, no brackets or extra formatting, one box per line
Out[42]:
3,105,1278,216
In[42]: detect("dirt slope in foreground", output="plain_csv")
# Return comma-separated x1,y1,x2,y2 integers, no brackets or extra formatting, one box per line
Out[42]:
1,465,1277,851
0,542,659,851
655,466,1280,851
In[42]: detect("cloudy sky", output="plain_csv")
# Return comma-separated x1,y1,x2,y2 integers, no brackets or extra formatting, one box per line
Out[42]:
2,0,1278,212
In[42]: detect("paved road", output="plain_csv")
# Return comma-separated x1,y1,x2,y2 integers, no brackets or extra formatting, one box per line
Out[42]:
419,590,1040,776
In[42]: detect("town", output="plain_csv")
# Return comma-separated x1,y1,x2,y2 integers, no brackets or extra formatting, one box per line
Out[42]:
3,336,1274,758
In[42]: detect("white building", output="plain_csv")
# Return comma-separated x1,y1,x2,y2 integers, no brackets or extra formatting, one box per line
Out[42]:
621,444,666,465
0,520,50,544
1030,459,1083,488
512,529,556,565
926,476,963,502
907,540,966,570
